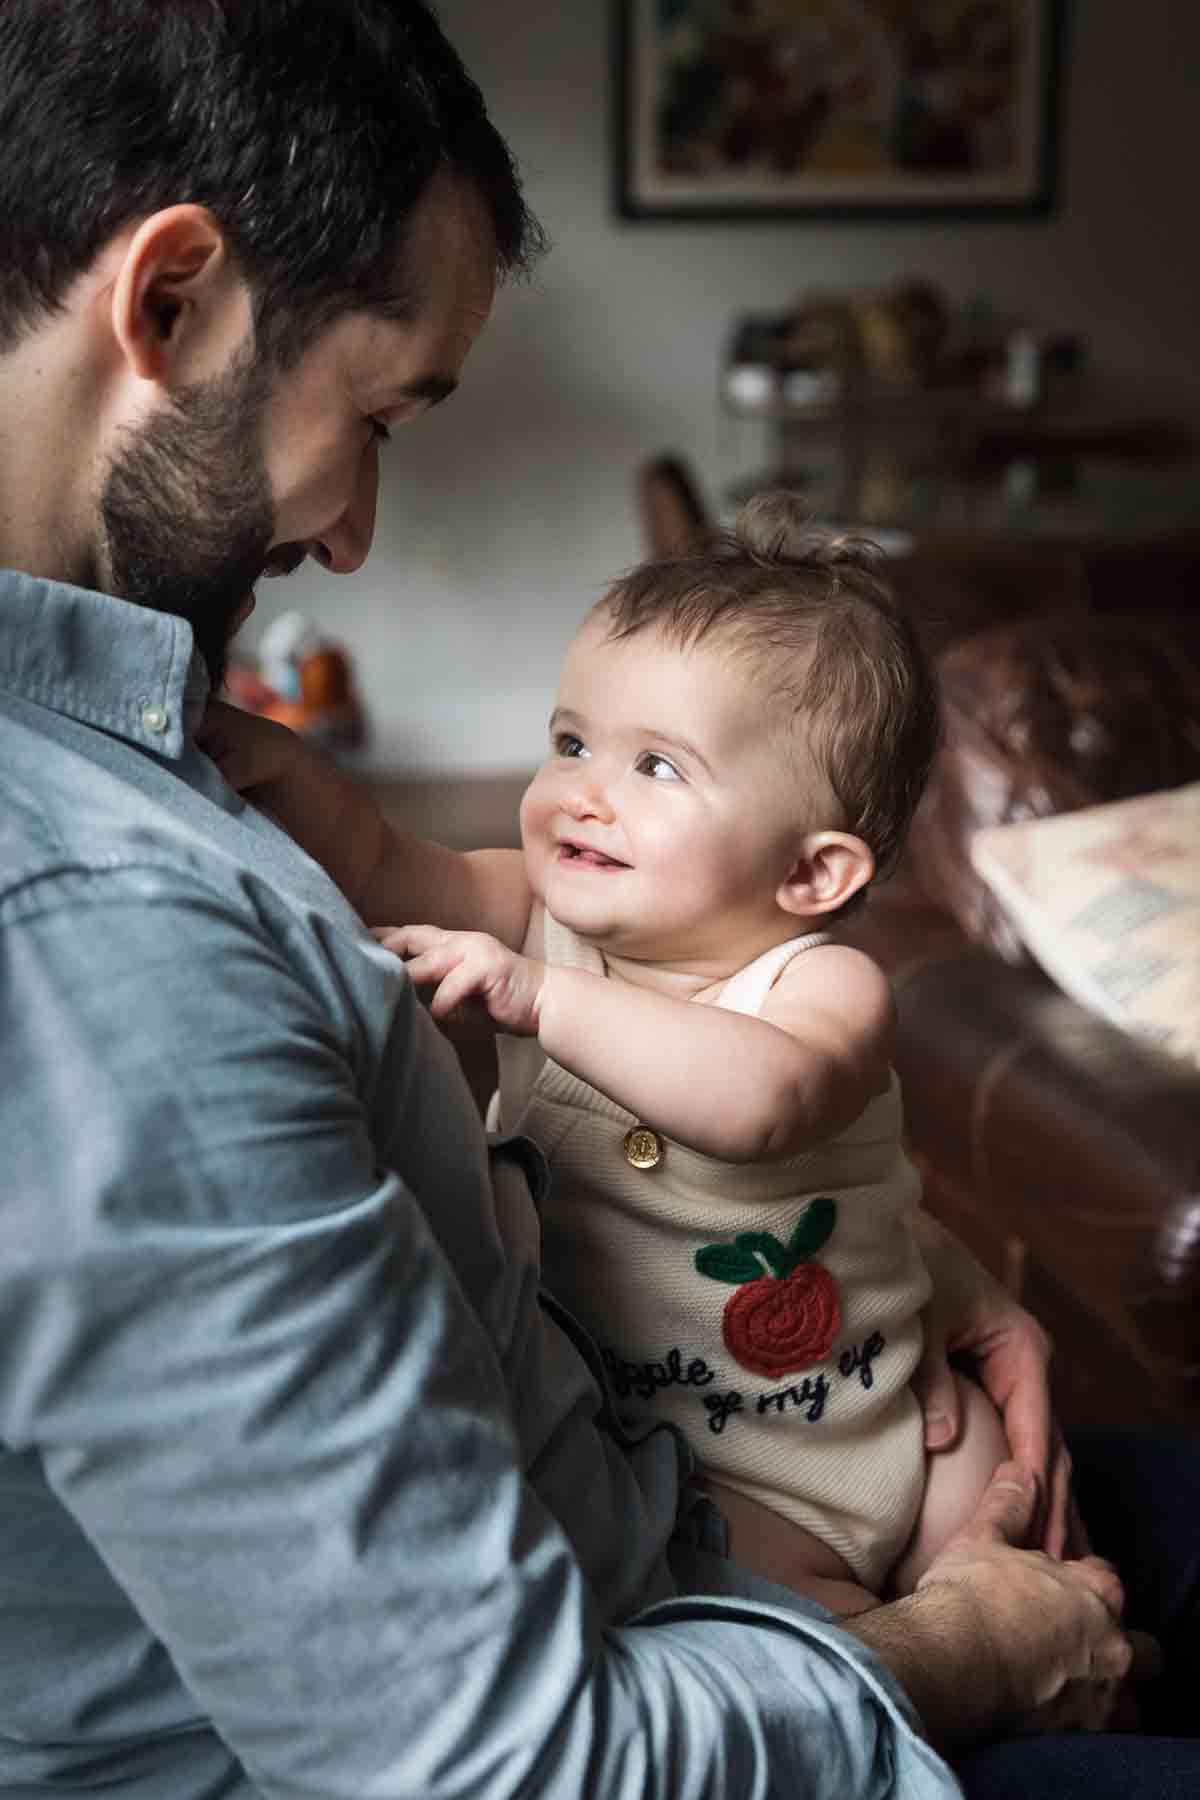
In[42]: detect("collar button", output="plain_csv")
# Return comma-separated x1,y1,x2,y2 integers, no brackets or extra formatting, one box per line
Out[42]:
141,703,169,735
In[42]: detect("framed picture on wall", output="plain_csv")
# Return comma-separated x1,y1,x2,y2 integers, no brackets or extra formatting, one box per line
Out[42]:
615,0,1064,221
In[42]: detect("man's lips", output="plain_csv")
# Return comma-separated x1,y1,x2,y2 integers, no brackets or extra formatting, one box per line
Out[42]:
556,842,629,870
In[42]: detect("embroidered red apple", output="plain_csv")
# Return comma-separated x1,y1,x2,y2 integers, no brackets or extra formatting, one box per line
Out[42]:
695,1197,840,1379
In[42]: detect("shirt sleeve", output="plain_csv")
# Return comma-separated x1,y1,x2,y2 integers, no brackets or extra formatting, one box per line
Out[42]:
0,869,960,1800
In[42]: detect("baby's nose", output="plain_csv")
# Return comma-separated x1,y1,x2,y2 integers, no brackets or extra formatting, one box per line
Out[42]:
564,766,615,822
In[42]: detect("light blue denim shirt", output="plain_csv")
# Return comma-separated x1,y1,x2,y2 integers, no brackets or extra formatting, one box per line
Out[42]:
0,570,961,1798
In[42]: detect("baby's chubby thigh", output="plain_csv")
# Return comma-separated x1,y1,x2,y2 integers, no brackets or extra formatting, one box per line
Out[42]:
889,1372,1009,1595
698,1476,882,1617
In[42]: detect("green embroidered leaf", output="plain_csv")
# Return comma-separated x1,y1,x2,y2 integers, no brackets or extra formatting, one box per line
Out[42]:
695,1244,764,1285
788,1196,837,1261
734,1231,791,1278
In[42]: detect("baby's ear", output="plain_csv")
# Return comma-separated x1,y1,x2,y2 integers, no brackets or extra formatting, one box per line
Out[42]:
777,832,874,919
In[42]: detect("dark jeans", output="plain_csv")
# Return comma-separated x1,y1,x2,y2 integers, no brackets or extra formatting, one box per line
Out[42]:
958,1429,1200,1799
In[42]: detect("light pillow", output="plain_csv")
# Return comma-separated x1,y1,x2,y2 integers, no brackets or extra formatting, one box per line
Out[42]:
970,782,1200,1068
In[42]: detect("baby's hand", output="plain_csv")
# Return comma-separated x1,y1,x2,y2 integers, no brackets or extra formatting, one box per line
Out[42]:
375,925,545,1036
198,698,303,793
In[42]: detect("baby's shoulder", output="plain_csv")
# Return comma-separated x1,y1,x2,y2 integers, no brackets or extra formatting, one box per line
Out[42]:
776,935,889,992
764,938,895,1052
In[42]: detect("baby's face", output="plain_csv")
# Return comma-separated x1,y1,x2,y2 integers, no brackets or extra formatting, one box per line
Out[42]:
519,615,826,972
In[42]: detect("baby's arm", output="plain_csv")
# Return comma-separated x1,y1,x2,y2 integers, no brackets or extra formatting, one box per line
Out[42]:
543,940,893,1159
387,928,892,1162
199,701,531,947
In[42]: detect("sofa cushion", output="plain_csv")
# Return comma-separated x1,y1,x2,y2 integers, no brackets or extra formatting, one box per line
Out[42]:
970,782,1200,1068
889,544,1088,655
908,610,1200,960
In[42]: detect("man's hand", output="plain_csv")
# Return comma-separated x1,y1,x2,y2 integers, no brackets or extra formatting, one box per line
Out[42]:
846,1461,1154,1754
908,1212,1081,1556
375,925,545,1036
916,1464,1135,1729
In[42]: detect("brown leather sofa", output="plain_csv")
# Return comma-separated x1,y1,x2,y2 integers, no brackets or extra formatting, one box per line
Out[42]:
840,601,1200,1434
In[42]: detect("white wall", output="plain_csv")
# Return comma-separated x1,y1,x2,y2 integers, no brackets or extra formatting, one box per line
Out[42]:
245,0,1200,775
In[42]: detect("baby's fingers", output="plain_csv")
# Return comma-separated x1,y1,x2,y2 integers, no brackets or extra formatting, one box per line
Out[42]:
371,923,446,957
396,950,452,991
429,959,484,1021
369,927,459,996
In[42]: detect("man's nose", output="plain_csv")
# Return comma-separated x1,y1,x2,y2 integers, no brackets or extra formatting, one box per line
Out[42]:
305,443,380,575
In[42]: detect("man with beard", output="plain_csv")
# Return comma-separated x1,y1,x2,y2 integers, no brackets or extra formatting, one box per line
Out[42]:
0,4,1197,1798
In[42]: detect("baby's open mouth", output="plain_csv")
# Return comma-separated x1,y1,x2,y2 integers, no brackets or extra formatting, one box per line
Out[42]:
559,843,628,870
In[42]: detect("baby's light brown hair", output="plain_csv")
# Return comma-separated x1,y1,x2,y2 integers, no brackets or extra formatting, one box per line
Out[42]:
599,492,940,901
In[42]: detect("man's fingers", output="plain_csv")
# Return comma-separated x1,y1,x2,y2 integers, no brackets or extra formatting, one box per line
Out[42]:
985,1331,1052,1481
967,1460,1039,1546
1091,1617,1134,1683
1029,1673,1122,1736
1072,1554,1126,1620
1041,1433,1073,1558
1073,1631,1162,1735
1064,1490,1093,1561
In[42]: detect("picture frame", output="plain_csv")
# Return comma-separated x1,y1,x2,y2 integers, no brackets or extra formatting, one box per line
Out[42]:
615,1,1065,222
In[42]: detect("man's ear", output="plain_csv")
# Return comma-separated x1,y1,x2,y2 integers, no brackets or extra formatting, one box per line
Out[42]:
109,205,249,386
777,831,875,920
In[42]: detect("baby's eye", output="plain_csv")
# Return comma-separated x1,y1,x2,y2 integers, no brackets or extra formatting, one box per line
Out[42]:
554,732,587,759
636,752,681,781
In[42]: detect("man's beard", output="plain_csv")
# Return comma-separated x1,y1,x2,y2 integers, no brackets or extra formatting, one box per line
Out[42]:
99,343,276,688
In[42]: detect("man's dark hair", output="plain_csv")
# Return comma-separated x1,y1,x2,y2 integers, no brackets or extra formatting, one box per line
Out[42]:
0,0,545,365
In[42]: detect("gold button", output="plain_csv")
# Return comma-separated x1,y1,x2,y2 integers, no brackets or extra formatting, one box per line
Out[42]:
623,1125,663,1170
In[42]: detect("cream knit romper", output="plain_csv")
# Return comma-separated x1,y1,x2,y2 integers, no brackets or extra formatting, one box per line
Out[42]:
492,905,932,1589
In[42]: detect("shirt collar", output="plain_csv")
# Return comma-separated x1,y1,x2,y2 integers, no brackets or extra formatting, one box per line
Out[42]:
0,568,210,759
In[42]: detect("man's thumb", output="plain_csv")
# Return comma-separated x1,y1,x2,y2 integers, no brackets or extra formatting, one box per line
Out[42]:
970,1460,1039,1547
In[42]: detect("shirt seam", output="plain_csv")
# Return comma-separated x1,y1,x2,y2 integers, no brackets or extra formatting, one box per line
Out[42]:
0,852,260,928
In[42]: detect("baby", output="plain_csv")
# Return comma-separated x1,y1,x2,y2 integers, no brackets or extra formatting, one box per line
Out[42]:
214,494,1007,1615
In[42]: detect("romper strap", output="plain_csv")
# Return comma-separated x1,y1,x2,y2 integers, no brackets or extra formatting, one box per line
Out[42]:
716,932,833,1018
